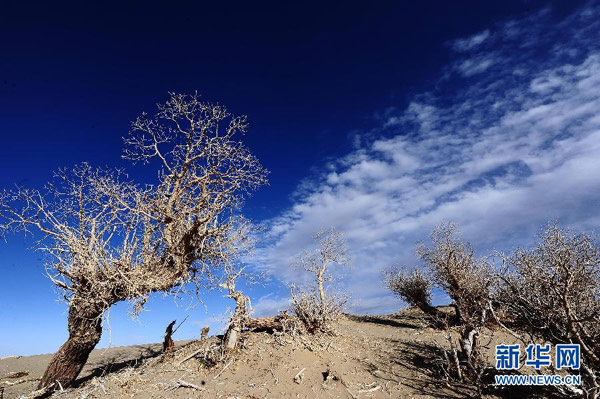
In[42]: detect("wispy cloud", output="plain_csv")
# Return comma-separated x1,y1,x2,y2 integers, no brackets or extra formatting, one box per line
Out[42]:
451,29,490,52
251,3,600,315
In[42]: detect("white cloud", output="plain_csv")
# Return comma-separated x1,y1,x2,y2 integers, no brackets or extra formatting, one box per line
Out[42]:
251,294,291,318
451,29,491,52
456,56,496,77
252,4,600,315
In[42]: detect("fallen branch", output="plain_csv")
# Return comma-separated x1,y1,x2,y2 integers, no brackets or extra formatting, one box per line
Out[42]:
213,358,234,380
178,348,204,365
166,379,204,391
246,316,287,332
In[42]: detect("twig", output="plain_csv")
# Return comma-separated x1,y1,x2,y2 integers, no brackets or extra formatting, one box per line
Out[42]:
213,358,234,380
177,379,203,390
293,367,306,384
166,379,204,391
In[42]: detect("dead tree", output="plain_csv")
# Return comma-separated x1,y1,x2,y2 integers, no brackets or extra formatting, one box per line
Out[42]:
495,224,600,399
220,266,251,351
417,222,492,379
290,228,349,331
163,320,176,353
201,326,210,340
0,93,268,390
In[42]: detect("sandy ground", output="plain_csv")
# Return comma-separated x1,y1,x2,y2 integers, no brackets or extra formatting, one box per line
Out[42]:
0,341,191,399
2,309,516,399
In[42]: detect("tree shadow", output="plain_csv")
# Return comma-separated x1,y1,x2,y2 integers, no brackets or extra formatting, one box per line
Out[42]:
73,344,163,387
345,314,421,329
380,339,564,399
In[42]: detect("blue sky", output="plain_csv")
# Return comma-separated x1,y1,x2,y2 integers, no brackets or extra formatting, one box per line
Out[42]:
1,1,599,356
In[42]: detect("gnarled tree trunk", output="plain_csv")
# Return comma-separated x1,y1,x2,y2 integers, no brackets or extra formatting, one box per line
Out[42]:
224,291,249,351
38,305,103,390
163,320,176,353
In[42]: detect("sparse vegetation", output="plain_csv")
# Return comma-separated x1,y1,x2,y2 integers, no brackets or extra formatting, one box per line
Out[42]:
494,224,600,399
290,228,350,333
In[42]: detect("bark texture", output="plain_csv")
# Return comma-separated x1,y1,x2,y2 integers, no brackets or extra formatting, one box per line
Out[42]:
38,306,102,390
224,291,250,351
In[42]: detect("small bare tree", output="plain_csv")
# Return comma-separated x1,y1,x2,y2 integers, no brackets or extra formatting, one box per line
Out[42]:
495,224,600,399
0,93,268,390
290,228,350,332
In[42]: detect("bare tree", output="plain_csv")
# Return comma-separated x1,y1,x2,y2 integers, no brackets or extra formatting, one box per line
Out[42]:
495,224,600,399
0,93,268,390
417,222,492,382
290,228,349,332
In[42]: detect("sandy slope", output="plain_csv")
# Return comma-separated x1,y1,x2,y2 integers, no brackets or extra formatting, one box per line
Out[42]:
1,309,503,399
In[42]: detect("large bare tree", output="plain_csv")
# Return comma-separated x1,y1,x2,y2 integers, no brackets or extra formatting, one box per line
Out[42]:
0,93,268,390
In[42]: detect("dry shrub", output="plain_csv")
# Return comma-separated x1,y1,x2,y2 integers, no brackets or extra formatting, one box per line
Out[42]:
495,224,600,399
384,267,432,309
290,288,345,334
383,267,449,325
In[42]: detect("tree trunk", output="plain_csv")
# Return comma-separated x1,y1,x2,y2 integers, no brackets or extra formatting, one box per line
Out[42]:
200,326,210,340
163,320,176,353
224,291,249,351
38,306,103,390
459,325,479,361
317,272,326,317
246,316,284,332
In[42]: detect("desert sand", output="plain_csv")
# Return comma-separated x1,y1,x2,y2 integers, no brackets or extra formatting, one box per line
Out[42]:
1,309,510,399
